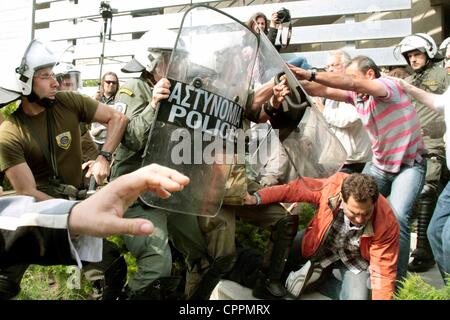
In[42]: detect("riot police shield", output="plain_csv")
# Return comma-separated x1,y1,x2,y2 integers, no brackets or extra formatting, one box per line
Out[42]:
248,31,347,180
139,5,259,216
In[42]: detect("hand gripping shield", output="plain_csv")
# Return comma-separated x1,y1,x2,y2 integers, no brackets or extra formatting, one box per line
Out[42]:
248,31,347,181
139,5,259,216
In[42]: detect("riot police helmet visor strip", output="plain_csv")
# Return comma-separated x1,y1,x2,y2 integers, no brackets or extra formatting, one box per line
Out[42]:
53,61,82,91
151,49,172,78
56,72,81,91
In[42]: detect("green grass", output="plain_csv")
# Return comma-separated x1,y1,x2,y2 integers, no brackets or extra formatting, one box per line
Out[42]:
17,265,93,300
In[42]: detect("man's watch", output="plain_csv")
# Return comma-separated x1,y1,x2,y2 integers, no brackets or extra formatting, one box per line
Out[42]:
99,150,113,162
308,69,317,82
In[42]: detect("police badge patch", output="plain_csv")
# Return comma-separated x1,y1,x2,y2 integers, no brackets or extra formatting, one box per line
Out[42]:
113,102,127,114
56,131,72,150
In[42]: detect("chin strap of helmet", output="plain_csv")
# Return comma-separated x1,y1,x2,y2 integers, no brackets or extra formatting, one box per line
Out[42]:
26,90,56,109
142,70,157,87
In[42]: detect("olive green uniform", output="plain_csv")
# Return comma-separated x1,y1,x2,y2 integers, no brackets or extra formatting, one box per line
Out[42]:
406,64,450,193
111,76,211,297
0,91,97,190
407,63,449,164
91,95,117,149
406,63,450,270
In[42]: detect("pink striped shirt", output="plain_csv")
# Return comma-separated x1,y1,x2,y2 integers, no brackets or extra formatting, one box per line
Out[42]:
346,78,424,173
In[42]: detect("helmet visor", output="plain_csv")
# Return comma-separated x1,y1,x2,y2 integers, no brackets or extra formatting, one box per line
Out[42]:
152,49,172,78
56,71,81,91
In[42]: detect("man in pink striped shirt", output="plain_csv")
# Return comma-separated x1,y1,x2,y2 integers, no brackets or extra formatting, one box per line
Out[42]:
289,55,426,282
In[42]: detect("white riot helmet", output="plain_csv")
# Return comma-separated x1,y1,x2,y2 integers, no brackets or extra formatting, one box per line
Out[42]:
440,37,450,52
0,39,57,106
53,62,81,91
397,33,438,64
441,37,450,70
121,29,177,76
15,39,58,95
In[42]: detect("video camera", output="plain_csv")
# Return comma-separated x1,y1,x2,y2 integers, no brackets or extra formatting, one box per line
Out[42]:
99,1,117,20
276,8,291,23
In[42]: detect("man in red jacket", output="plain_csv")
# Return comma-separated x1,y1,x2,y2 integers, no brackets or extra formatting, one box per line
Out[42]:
244,172,399,300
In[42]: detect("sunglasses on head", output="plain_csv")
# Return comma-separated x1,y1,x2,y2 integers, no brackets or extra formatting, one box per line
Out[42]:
105,80,118,85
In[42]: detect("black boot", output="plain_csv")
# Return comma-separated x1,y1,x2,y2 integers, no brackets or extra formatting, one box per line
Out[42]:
188,255,236,300
125,276,183,300
408,192,436,273
0,275,21,300
84,240,127,300
252,214,299,299
100,255,127,300
225,247,263,289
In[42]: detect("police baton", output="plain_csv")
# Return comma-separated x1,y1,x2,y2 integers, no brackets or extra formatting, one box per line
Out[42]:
86,176,97,197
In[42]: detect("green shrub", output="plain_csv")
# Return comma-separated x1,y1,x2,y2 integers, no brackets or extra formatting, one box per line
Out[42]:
0,100,20,119
395,273,450,300
83,79,99,87
297,202,316,229
235,219,271,252
235,202,316,253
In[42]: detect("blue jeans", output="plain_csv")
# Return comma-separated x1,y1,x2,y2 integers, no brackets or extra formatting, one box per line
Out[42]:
427,181,450,283
287,56,311,69
318,262,371,300
363,161,426,281
290,231,370,300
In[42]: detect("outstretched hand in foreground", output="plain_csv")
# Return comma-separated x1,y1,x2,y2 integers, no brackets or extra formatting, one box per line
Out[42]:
68,164,190,238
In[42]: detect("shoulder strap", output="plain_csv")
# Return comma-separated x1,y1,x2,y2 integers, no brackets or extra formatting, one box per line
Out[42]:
276,22,292,49
46,108,60,179
16,108,62,182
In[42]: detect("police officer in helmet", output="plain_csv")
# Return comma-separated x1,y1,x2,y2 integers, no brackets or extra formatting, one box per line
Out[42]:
111,29,218,300
397,33,450,272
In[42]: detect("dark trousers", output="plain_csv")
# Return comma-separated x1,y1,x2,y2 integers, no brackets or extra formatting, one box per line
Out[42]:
340,162,366,174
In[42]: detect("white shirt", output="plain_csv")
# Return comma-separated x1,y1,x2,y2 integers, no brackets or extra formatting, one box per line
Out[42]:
322,100,372,164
